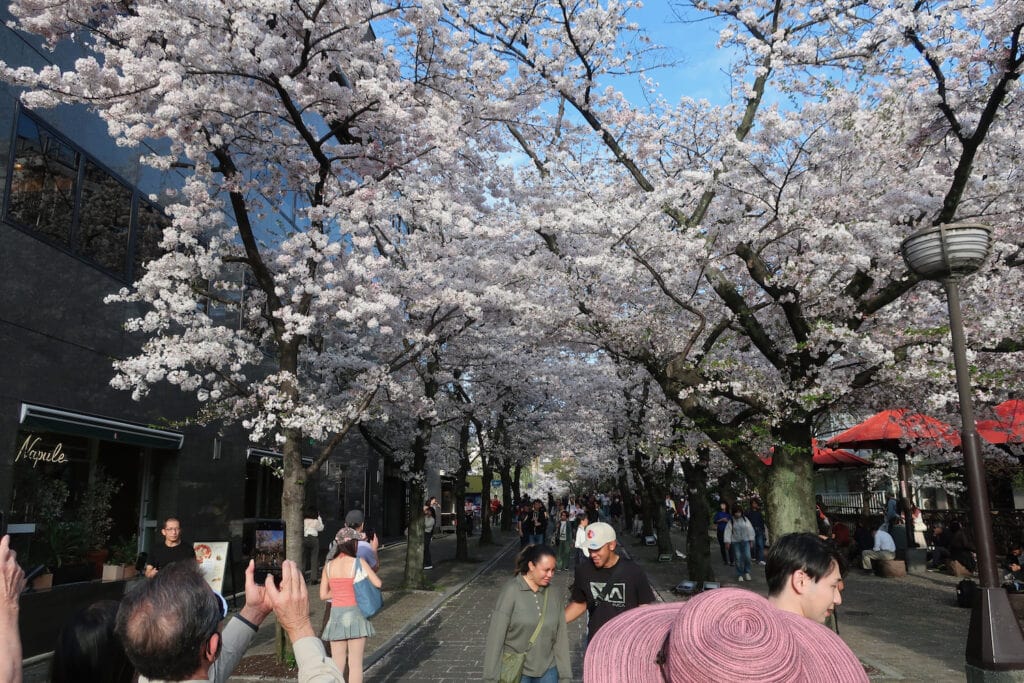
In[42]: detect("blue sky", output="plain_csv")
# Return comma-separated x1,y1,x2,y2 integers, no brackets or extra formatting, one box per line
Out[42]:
622,0,736,106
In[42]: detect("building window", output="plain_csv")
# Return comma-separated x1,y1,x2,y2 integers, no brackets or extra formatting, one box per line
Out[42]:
244,459,283,519
6,114,78,246
3,107,168,282
132,200,169,278
77,160,132,273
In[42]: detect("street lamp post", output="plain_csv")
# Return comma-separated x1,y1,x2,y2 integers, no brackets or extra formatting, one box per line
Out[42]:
901,223,1024,679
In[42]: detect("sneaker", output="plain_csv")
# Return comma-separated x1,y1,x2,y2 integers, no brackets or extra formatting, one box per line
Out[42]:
758,560,766,565
423,565,433,570
736,576,745,582
744,573,752,581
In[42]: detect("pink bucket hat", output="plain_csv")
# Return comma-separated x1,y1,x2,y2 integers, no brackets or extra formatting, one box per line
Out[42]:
583,587,867,683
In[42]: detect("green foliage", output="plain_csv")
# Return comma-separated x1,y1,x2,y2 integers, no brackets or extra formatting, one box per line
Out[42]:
78,467,122,551
110,534,140,565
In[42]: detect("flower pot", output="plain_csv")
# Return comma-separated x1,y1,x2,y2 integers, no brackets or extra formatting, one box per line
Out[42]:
85,549,110,580
122,565,139,580
102,563,125,581
31,572,53,590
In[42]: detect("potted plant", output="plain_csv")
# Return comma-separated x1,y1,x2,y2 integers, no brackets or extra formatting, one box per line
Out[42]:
79,468,122,579
29,480,71,588
103,535,140,581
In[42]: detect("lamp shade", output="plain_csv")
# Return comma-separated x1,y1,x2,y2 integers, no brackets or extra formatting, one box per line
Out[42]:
900,223,991,280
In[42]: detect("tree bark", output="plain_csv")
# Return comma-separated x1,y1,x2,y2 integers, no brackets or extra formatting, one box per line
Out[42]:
454,419,471,561
499,459,514,531
617,454,635,532
764,423,817,540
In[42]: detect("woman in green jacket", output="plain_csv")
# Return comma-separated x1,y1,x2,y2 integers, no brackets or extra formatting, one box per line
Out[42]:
483,545,571,683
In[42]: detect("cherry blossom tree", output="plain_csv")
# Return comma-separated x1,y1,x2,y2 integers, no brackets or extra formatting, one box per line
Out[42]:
0,0,535,566
444,0,1024,538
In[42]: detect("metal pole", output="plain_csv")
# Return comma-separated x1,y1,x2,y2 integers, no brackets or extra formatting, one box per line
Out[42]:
944,279,1024,672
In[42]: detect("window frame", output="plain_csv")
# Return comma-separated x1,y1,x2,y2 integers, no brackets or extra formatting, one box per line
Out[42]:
2,105,168,283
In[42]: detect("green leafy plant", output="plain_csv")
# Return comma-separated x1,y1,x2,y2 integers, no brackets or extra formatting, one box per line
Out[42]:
110,534,139,565
78,467,122,552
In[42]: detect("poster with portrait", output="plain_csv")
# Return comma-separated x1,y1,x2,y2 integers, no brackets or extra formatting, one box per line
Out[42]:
193,541,229,592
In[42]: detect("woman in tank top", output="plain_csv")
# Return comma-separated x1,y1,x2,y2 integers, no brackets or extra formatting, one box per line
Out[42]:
319,528,382,683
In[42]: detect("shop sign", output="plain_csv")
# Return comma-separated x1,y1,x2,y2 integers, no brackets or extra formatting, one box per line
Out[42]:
15,434,69,468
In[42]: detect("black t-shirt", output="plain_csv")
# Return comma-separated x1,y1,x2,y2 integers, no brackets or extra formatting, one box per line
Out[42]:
147,542,196,570
570,556,655,640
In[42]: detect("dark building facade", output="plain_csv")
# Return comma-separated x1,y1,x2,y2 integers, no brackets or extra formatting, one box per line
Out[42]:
0,10,403,659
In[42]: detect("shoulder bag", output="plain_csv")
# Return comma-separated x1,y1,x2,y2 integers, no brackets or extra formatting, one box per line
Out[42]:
353,558,383,618
499,587,548,683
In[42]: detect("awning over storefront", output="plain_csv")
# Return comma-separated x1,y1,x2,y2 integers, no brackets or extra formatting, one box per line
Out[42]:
246,447,313,467
19,402,184,450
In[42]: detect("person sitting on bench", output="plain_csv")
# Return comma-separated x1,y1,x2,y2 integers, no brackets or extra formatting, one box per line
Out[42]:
860,522,896,570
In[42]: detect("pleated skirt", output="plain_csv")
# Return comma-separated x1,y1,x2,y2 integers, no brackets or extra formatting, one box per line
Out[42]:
322,605,375,641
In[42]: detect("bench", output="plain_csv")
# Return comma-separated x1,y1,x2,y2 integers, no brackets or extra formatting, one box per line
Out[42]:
872,558,907,577
948,560,974,578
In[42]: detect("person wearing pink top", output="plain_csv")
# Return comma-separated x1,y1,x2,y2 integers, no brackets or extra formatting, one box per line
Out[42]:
319,528,382,683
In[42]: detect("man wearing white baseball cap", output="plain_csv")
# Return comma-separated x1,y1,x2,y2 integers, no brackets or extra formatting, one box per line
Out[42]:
564,522,655,645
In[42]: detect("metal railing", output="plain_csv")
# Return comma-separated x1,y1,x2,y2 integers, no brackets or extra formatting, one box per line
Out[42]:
817,491,888,516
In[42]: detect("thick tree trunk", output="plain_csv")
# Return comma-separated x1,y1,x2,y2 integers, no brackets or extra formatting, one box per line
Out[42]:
499,460,514,531
513,463,522,505
617,454,635,532
765,423,817,540
683,451,714,582
404,476,427,588
455,421,471,561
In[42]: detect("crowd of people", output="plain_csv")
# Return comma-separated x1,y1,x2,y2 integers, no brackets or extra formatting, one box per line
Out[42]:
8,488,1003,682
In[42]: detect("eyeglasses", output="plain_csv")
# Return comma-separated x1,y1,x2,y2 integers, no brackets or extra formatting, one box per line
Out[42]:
213,591,228,618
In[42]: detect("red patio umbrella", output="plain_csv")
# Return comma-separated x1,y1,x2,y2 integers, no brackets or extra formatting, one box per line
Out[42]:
760,439,873,468
825,408,961,451
826,409,961,549
994,399,1024,426
977,418,1024,446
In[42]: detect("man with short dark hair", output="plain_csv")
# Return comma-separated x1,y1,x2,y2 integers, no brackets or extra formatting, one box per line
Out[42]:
145,517,195,578
765,532,846,624
119,559,342,683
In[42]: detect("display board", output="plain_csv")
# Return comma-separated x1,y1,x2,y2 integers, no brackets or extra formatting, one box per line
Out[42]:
193,541,230,592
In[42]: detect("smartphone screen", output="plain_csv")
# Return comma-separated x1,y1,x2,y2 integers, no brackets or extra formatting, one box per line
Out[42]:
0,511,7,539
253,522,284,586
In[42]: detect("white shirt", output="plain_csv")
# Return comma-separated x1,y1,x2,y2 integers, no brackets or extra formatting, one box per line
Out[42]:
303,516,324,537
873,529,897,553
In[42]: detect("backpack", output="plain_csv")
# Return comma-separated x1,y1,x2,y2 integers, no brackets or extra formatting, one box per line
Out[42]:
956,579,978,608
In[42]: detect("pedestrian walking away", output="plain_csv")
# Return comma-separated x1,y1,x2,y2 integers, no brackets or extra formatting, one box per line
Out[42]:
483,544,571,683
320,531,382,683
747,499,766,564
304,506,325,583
712,502,733,566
